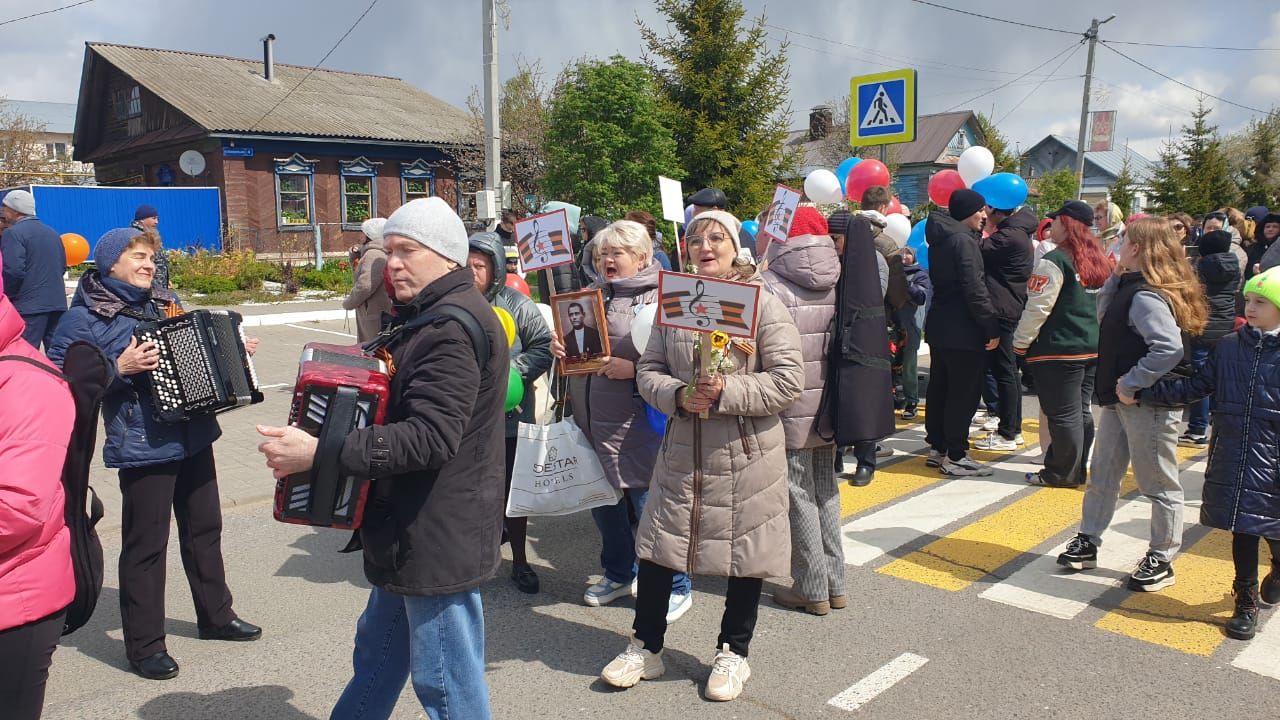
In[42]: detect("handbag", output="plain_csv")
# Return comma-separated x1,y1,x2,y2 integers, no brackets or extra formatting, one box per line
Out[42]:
506,367,620,517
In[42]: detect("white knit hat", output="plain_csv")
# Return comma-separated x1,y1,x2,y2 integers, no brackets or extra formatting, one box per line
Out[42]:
2,189,35,216
361,217,387,244
383,198,468,266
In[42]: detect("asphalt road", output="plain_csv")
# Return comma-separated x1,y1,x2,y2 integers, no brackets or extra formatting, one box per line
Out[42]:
41,317,1280,719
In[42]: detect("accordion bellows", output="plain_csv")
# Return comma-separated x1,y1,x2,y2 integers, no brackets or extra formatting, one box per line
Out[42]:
134,309,263,422
274,343,390,530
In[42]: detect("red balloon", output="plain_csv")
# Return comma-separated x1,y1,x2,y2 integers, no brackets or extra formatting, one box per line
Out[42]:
845,159,891,202
504,273,531,297
927,169,966,207
885,196,905,216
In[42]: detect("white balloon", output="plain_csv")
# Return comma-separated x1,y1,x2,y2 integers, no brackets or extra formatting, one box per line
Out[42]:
631,303,658,352
803,169,844,205
957,146,995,187
884,214,912,249
535,303,554,332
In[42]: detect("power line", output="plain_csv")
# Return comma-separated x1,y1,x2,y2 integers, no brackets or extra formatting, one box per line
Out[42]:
247,0,380,131
945,40,1085,113
0,0,96,28
1106,39,1280,52
994,43,1084,125
1098,42,1271,115
908,0,1077,36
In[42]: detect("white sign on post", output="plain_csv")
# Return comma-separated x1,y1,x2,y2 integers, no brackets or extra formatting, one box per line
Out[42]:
758,184,802,248
658,176,685,225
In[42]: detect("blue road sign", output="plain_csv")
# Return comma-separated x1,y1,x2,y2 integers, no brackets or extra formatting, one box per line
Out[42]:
850,69,917,147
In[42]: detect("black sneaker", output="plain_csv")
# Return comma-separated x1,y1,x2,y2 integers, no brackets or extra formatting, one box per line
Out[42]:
1128,552,1175,592
901,404,918,420
1177,432,1208,448
512,564,540,594
1056,534,1098,570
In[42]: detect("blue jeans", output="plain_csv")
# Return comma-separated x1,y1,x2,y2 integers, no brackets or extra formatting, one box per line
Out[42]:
331,586,491,720
1187,344,1212,435
590,488,691,594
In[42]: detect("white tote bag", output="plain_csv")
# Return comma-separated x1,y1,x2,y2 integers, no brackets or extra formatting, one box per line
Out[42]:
506,416,620,517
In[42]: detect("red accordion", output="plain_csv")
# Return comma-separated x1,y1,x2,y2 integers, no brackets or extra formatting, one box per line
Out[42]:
273,343,390,530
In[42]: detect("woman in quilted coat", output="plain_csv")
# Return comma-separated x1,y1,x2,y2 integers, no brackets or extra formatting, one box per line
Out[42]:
0,251,75,720
1141,266,1280,641
598,210,804,703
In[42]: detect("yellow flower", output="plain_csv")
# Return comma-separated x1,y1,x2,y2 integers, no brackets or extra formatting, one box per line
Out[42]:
710,331,730,350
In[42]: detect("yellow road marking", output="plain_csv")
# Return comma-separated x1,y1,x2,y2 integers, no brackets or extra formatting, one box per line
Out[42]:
1094,530,1236,656
839,456,942,519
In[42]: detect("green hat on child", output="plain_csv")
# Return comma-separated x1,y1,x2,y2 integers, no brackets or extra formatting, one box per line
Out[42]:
1244,267,1280,309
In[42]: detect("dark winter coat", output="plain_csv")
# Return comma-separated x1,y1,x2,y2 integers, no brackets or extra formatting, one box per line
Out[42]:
1141,326,1280,539
470,232,553,435
46,271,220,468
1195,251,1240,344
1,216,67,315
924,211,1000,351
903,262,932,309
980,207,1037,329
338,267,510,595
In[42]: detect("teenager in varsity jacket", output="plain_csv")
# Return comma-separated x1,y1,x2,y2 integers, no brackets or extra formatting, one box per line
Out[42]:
1013,201,1112,488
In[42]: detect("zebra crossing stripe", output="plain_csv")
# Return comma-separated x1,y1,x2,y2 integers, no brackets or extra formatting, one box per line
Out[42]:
1232,600,1280,678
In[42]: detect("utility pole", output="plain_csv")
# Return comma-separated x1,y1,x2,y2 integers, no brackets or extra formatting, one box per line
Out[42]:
1074,14,1114,200
482,0,501,215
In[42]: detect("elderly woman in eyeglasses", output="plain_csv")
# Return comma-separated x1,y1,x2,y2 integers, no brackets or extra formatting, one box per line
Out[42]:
597,210,803,703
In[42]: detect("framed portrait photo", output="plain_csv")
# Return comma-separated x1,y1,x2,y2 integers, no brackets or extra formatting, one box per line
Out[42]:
551,289,611,376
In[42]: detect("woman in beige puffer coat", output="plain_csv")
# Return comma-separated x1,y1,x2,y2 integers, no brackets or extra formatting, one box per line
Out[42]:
600,210,804,703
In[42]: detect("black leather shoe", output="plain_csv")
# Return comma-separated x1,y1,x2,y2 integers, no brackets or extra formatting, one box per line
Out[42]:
849,466,874,487
131,651,179,680
512,564,540,594
198,618,262,642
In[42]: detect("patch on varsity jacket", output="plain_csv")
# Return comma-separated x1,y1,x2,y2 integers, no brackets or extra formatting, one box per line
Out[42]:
1027,274,1050,293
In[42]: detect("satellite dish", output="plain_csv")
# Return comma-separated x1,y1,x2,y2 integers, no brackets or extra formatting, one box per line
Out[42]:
179,150,206,176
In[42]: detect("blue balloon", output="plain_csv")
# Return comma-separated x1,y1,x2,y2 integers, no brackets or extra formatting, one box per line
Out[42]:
907,219,929,270
741,219,759,238
972,172,1029,210
644,402,667,435
835,157,862,193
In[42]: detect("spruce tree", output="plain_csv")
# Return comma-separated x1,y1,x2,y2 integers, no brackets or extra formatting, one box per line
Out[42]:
639,0,793,216
974,113,1017,173
1147,140,1185,213
1178,99,1239,215
1239,112,1279,209
1109,152,1138,216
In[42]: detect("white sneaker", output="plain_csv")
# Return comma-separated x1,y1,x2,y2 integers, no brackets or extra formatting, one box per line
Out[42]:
974,434,1018,451
970,411,990,426
940,455,994,477
601,636,665,688
584,577,632,607
1014,433,1025,446
981,416,1000,432
705,643,751,701
666,592,692,623
925,448,944,467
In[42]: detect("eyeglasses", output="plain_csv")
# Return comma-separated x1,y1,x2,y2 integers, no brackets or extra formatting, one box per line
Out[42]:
1205,212,1228,222
1171,223,1185,231
686,233,731,248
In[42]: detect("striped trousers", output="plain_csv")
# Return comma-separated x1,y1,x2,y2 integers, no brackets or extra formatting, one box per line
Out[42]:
786,446,846,601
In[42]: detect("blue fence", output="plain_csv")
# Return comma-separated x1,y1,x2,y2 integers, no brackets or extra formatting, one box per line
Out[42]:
12,185,222,254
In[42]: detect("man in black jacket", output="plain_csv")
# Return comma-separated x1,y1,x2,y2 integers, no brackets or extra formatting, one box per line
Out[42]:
259,197,508,719
923,189,1001,476
973,204,1036,451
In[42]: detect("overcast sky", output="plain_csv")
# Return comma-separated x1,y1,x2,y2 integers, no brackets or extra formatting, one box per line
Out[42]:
2,0,1278,161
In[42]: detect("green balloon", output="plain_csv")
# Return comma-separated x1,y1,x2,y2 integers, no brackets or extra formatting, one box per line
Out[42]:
504,366,524,413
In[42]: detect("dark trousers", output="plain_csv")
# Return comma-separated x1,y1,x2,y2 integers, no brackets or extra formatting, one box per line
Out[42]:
853,441,878,471
1232,532,1280,583
19,310,62,351
633,559,762,657
987,332,1022,440
925,348,987,460
1031,360,1096,485
117,445,235,662
502,435,529,566
0,610,65,720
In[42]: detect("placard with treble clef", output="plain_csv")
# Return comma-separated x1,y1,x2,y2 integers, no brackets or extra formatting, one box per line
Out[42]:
655,271,762,339
514,209,574,273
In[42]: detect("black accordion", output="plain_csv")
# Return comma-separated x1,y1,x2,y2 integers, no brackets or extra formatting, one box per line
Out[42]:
135,309,264,422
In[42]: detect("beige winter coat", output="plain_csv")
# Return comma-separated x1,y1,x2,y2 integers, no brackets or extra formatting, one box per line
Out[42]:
634,271,804,578
343,239,391,343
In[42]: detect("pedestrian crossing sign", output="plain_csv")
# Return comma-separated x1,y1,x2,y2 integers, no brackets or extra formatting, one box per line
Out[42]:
850,69,917,147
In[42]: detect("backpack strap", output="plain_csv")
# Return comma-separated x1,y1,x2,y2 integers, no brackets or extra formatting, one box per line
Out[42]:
362,303,492,371
0,355,66,380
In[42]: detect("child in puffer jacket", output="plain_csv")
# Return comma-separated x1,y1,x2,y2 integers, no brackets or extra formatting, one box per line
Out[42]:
1140,266,1280,641
896,246,932,419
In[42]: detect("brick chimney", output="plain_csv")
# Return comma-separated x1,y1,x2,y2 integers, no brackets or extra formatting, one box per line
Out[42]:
809,105,833,141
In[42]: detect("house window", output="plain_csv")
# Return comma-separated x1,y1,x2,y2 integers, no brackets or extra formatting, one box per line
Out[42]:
400,159,436,204
947,129,969,155
274,153,318,228
112,86,144,136
45,142,68,160
340,156,381,229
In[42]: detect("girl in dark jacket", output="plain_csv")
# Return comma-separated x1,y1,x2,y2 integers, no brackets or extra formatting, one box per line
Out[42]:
1141,267,1280,640
46,228,261,680
1180,230,1241,446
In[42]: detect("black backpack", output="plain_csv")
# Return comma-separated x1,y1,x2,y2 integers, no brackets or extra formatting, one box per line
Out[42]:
1,341,111,635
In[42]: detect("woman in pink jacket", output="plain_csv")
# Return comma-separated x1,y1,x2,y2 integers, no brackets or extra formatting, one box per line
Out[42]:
0,253,75,720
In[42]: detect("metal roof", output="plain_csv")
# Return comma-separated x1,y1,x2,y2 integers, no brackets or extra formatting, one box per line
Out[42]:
2,100,77,134
84,42,473,145
784,111,979,172
1044,134,1155,183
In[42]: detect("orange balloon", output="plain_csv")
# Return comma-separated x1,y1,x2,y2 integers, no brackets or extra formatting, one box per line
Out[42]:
61,233,90,266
